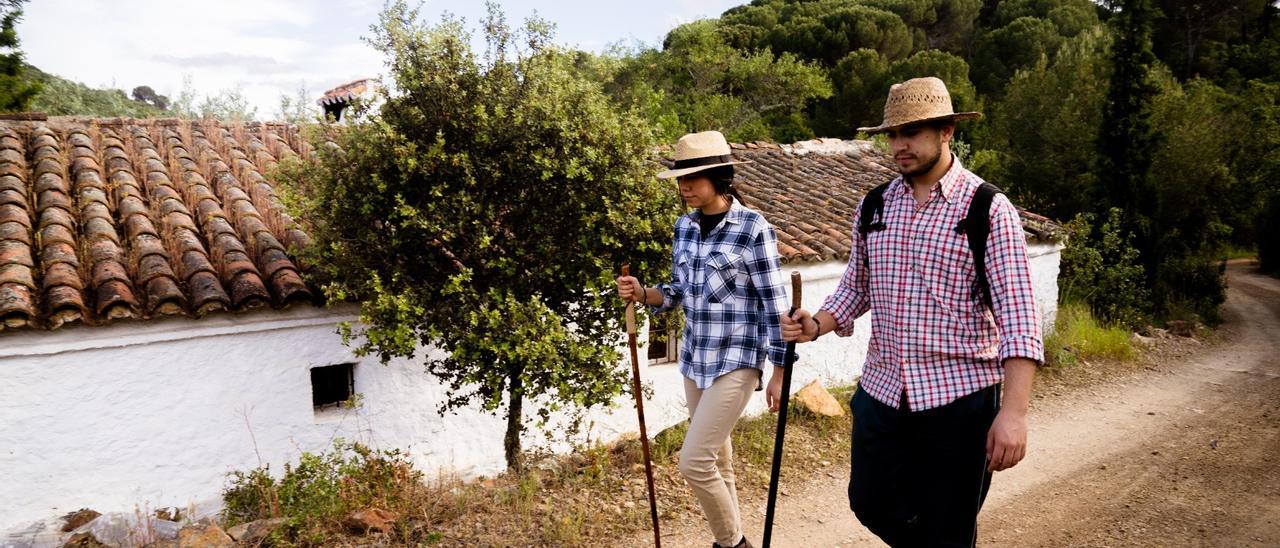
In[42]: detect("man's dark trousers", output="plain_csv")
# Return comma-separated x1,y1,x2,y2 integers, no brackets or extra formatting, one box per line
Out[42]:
848,384,1001,547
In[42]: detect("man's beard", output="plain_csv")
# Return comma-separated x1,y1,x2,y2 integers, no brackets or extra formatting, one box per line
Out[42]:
897,147,942,178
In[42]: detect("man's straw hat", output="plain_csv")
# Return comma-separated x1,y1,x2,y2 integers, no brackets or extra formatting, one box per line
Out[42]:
858,77,982,134
656,131,751,179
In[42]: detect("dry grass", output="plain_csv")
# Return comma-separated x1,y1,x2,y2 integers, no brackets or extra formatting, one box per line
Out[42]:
221,388,856,547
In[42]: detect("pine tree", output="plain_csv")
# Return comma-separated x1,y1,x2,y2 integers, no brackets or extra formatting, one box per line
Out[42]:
0,0,41,112
1094,0,1161,291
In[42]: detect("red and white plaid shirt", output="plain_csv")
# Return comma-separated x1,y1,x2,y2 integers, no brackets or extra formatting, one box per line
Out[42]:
820,158,1044,411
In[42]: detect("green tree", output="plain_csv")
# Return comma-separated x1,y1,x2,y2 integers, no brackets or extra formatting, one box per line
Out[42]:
276,85,319,123
862,0,984,52
278,1,678,469
1148,78,1232,319
990,0,1098,33
167,74,202,118
1151,0,1271,80
26,67,166,117
1228,80,1280,248
1059,209,1150,327
168,75,258,121
1259,190,1280,273
971,16,1065,94
815,47,976,137
1094,0,1161,297
813,48,890,136
605,20,832,142
196,86,257,121
0,0,40,112
130,85,170,110
720,0,914,64
981,26,1111,219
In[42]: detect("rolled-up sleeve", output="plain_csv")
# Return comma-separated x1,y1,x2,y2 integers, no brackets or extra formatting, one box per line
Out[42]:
653,280,683,314
985,194,1045,365
747,225,791,367
820,203,872,336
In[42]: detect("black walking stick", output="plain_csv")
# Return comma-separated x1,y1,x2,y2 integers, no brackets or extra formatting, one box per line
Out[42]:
763,271,802,548
622,265,662,548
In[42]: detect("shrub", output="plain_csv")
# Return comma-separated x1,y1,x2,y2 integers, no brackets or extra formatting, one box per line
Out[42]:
1059,209,1150,328
1259,190,1280,274
221,441,425,544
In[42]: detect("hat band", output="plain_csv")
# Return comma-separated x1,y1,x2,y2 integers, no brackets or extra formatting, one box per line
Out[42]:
672,154,732,170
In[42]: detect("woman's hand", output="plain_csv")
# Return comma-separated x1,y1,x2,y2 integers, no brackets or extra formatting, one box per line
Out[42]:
616,275,642,302
766,366,785,412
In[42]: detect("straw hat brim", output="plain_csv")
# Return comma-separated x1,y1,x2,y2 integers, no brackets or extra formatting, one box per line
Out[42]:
656,160,752,180
857,112,983,135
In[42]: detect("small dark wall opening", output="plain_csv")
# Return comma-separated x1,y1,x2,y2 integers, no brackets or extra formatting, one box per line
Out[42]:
648,316,678,364
311,363,354,409
322,102,347,121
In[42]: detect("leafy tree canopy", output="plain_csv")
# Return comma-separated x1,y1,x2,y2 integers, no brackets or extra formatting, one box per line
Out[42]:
279,1,679,469
598,19,832,142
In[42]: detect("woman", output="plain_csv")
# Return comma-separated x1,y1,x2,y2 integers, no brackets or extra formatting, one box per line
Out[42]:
617,130,790,548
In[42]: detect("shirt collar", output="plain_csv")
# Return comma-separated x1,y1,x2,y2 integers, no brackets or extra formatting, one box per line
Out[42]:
889,154,965,204
690,195,744,225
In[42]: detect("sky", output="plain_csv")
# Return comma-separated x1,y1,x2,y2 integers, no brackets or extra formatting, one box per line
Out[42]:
17,0,743,120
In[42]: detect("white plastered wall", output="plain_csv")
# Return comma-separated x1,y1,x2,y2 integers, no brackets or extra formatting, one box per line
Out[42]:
0,241,1060,535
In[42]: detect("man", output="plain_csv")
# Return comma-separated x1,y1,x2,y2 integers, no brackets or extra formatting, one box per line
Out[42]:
780,77,1043,547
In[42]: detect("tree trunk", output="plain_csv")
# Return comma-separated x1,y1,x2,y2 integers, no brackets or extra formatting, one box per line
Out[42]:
503,363,525,471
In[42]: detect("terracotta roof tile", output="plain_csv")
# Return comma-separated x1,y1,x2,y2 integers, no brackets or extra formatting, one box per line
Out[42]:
317,79,376,107
0,117,319,331
663,138,1065,264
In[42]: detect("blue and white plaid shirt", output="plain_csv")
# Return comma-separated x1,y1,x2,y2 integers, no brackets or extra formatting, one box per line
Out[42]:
654,198,791,390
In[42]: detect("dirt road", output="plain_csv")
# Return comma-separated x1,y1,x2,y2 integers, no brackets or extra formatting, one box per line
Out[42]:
651,263,1280,547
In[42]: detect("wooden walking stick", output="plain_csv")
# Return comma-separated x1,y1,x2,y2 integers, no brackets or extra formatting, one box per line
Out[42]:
763,271,802,548
622,264,661,548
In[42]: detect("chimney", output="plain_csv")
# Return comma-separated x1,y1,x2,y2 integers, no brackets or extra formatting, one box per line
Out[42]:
316,78,376,121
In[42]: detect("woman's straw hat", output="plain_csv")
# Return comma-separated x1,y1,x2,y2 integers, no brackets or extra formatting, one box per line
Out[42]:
858,77,982,134
656,131,751,179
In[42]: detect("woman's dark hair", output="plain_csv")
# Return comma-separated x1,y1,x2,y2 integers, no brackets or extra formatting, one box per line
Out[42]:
699,164,747,205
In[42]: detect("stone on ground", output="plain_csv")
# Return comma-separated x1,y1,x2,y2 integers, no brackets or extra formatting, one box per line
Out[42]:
793,380,845,417
61,509,101,532
226,517,287,545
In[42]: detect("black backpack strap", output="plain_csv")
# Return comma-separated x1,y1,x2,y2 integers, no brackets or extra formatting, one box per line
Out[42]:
955,182,1003,309
857,181,892,268
857,181,891,236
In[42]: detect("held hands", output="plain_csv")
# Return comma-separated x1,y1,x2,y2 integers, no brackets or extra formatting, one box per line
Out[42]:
780,308,820,342
616,275,642,303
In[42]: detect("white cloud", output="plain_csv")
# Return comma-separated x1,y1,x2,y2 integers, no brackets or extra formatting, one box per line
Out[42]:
17,0,382,120
13,0,743,119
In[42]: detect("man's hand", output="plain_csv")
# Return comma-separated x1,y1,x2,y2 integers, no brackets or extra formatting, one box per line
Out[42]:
986,407,1027,471
780,308,818,342
616,275,641,302
987,357,1036,471
766,366,784,412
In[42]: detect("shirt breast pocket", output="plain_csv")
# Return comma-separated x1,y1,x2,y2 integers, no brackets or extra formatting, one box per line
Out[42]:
928,233,980,312
675,250,692,295
705,250,743,305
